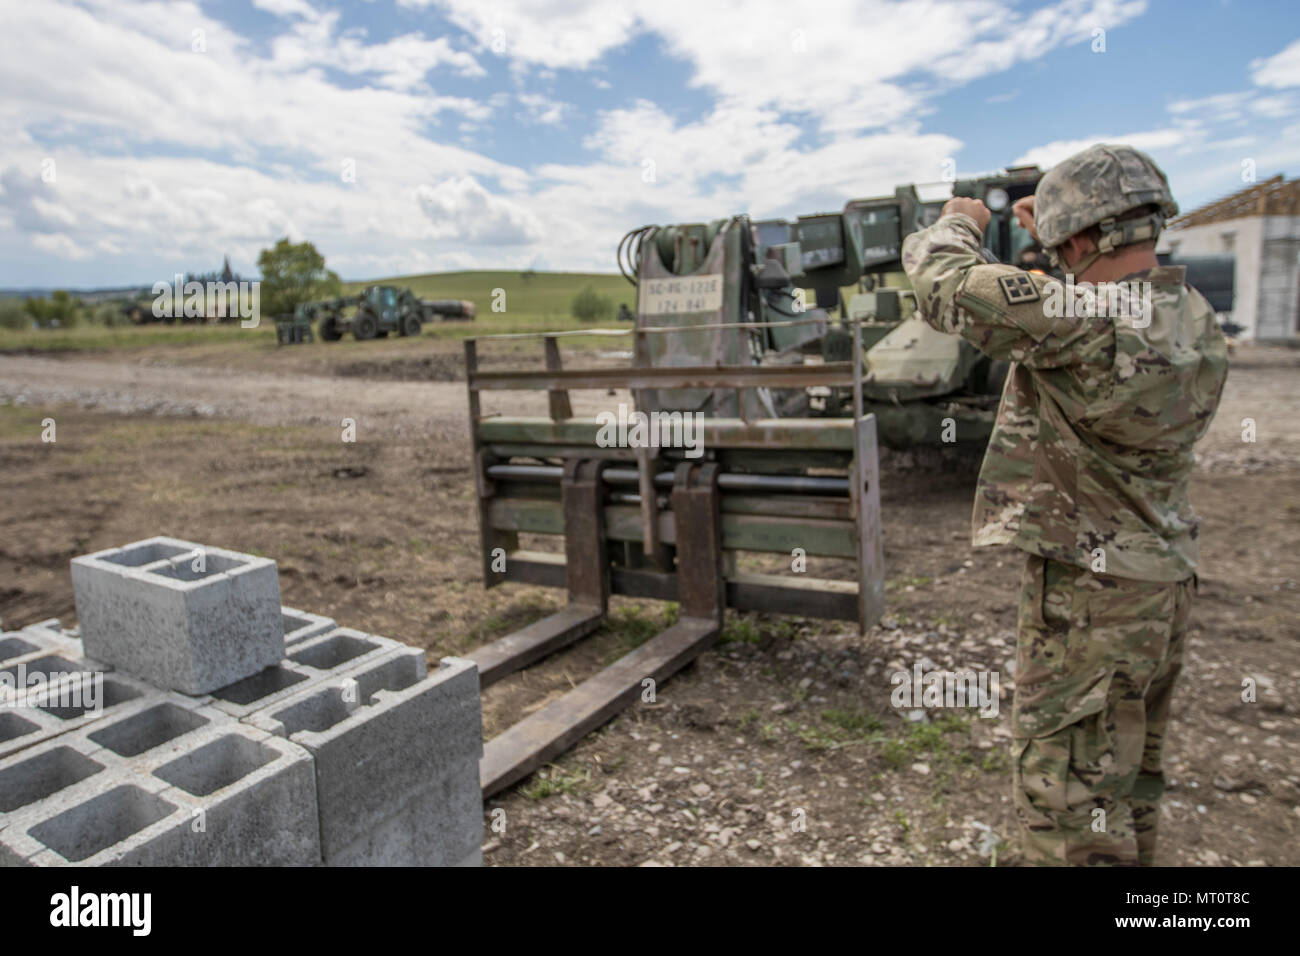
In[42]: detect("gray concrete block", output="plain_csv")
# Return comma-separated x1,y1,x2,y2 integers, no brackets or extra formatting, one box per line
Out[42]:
328,754,483,866
0,668,148,760
248,653,481,862
281,607,336,647
0,716,320,866
138,725,320,867
0,632,51,664
208,626,407,720
4,620,82,658
71,537,283,694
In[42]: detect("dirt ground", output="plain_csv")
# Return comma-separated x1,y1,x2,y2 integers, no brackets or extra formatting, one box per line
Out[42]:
0,341,1296,866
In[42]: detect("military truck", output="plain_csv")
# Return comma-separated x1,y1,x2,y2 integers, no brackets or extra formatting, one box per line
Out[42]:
275,304,316,345
312,285,476,342
619,165,1044,447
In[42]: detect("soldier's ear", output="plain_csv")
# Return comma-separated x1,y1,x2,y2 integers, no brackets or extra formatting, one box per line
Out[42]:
1059,235,1091,269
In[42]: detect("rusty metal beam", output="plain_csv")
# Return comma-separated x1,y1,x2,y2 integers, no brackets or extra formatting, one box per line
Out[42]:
478,416,858,451
496,552,861,622
469,362,855,393
467,605,604,688
480,617,720,797
543,335,573,421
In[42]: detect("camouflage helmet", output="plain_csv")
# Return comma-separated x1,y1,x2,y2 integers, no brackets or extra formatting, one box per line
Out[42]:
1033,144,1178,255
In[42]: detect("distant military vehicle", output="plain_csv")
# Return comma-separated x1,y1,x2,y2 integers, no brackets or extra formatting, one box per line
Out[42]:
275,305,316,345
311,285,476,342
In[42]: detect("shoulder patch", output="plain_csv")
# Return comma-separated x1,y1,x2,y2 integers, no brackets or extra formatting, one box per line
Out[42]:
997,272,1040,305
958,266,1063,342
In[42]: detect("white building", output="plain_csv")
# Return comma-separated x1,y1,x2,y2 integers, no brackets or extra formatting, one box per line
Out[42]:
1158,176,1300,342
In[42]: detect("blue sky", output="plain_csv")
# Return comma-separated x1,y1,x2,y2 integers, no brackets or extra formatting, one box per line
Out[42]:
1,0,1297,287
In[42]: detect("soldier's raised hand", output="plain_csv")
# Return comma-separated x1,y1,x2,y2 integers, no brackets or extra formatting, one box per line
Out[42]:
1012,195,1039,240
942,197,991,232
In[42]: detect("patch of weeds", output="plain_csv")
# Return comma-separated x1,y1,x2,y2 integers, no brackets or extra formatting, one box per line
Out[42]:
874,713,972,770
519,764,592,800
980,749,1010,773
720,616,762,645
798,724,839,751
887,575,932,591
759,722,780,745
794,708,889,754
602,603,679,662
456,598,557,651
770,619,799,642
823,709,885,735
881,739,910,769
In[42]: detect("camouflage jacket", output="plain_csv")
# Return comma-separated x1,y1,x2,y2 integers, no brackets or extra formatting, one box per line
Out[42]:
901,213,1229,582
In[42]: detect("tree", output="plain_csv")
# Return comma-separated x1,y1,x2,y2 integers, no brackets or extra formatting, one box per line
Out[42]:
0,297,29,330
256,238,342,317
571,284,613,323
23,290,79,328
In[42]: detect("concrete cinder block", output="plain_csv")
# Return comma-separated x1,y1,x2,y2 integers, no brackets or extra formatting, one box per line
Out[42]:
208,627,407,720
1,627,109,698
3,620,82,659
0,715,320,866
281,607,336,647
138,725,320,867
71,537,283,694
247,652,481,863
0,670,149,760
328,754,484,866
0,686,220,831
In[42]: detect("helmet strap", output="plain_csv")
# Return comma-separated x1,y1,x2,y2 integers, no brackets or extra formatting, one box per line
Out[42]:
1047,211,1165,276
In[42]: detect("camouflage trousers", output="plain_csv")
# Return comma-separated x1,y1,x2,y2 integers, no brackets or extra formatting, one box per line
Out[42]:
1012,553,1193,866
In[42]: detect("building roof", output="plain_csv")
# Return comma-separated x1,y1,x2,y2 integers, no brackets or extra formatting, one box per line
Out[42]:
1169,175,1300,229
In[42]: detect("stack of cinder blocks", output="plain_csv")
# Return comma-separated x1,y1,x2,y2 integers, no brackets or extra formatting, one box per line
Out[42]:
0,536,482,867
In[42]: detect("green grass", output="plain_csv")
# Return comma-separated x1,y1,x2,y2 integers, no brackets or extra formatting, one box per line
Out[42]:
0,322,276,353
719,617,762,645
519,764,594,800
601,602,680,663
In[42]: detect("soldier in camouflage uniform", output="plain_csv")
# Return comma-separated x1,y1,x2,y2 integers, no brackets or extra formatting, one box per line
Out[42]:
900,144,1229,865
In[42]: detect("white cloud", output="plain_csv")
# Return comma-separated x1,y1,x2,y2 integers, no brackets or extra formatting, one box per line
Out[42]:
516,93,568,125
431,0,1146,135
424,0,641,70
252,0,318,18
269,12,486,89
1251,38,1300,89
32,233,91,260
415,176,544,244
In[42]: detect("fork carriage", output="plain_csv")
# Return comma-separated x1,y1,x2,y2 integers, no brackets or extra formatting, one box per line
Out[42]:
463,319,884,796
